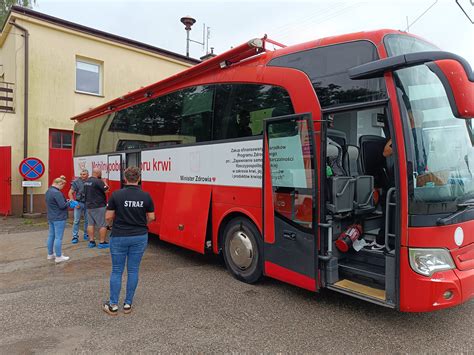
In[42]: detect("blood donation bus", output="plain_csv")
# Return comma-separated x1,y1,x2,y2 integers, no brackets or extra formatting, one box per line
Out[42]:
72,29,474,312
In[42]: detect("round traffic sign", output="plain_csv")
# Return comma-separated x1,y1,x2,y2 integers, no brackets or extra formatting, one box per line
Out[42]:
19,157,45,181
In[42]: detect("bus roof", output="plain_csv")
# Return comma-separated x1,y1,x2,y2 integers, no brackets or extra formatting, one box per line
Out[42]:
71,29,406,123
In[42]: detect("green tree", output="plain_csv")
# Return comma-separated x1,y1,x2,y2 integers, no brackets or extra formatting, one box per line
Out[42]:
1,1,36,28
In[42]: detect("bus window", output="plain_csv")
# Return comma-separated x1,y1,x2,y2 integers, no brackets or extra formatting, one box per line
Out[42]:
269,41,387,109
181,86,213,142
384,34,438,56
331,107,387,146
394,65,474,214
213,84,294,140
74,114,110,155
115,140,178,151
268,118,314,228
103,86,214,151
330,107,390,190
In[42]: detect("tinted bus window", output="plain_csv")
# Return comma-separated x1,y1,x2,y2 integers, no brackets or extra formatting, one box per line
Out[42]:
269,41,386,108
74,114,110,155
75,84,294,155
104,86,214,151
213,84,294,140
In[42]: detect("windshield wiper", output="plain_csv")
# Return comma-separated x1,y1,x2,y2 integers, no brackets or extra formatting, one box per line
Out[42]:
457,198,474,208
438,202,474,225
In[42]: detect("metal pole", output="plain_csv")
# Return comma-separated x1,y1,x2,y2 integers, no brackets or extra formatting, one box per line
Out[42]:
10,21,29,214
29,189,33,214
186,29,190,57
404,0,438,32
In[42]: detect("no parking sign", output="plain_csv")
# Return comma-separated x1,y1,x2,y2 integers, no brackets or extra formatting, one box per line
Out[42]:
19,157,45,181
19,157,45,215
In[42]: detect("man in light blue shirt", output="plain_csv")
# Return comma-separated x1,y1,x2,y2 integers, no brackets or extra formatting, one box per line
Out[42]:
68,169,89,244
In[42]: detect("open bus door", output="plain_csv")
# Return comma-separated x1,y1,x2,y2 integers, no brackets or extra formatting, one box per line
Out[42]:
263,113,319,291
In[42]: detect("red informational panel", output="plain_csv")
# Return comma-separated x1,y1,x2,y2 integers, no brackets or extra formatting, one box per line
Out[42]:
49,130,73,197
0,146,11,215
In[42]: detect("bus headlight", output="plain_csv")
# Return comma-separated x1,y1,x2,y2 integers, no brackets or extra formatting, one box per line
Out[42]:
409,248,455,277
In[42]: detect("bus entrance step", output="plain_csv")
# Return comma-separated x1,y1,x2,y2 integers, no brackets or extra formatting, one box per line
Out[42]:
338,260,385,284
332,279,386,301
344,248,386,268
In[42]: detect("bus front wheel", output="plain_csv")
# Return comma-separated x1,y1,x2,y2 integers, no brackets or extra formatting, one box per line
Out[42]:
222,217,263,284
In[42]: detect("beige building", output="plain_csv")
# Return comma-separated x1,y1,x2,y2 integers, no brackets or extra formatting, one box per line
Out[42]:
0,5,198,215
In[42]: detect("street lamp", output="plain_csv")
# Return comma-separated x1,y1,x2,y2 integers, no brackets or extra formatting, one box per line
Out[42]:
180,15,196,57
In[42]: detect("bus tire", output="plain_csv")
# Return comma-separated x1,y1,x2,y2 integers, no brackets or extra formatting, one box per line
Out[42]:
222,217,263,284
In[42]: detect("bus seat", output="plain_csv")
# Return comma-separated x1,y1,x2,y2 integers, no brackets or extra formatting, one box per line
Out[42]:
345,144,360,176
359,135,389,189
327,142,340,162
346,144,375,215
327,128,347,148
326,131,354,214
327,137,346,176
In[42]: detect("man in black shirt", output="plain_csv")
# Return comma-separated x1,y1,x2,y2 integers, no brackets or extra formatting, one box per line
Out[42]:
84,168,109,249
103,166,155,315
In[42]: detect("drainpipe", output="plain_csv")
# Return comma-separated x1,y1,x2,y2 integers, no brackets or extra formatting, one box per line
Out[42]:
10,20,29,214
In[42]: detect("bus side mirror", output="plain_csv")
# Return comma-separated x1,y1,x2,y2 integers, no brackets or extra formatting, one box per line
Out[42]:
425,59,474,119
348,51,474,119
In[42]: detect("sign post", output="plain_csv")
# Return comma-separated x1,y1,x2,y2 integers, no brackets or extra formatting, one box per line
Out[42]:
19,157,45,216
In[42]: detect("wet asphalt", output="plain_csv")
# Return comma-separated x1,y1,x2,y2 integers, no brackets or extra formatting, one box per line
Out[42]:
0,228,473,353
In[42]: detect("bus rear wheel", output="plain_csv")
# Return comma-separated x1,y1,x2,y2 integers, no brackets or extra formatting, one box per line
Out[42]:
222,217,263,284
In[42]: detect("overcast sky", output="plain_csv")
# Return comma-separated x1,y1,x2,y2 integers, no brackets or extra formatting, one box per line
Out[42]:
35,0,473,63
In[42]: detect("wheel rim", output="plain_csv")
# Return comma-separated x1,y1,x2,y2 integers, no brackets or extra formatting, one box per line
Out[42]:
229,230,254,270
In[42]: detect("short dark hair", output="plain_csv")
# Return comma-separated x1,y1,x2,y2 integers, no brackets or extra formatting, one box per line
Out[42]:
124,166,140,183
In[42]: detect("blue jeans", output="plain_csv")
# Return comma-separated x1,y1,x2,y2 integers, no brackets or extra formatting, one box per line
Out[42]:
72,201,88,239
47,220,67,257
109,234,148,305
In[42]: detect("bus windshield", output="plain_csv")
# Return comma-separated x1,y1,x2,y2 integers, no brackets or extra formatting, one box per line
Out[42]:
385,35,474,214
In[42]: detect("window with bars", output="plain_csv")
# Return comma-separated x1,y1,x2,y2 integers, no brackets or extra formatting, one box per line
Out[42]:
0,82,15,112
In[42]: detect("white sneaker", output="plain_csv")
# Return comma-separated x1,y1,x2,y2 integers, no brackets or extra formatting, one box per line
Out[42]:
47,253,56,260
55,255,70,263
371,243,385,251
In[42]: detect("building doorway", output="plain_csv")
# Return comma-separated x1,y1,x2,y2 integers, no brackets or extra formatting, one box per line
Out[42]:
0,146,11,215
49,129,73,197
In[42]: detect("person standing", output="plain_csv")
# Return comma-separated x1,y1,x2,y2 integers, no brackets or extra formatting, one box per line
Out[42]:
68,169,89,244
103,166,155,315
45,177,71,263
84,168,109,249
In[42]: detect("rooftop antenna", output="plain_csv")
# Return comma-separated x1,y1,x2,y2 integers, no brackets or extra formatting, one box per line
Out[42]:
405,0,438,32
455,0,474,24
180,15,210,57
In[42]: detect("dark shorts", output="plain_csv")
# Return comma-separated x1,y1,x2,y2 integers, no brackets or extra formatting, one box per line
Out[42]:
87,207,106,228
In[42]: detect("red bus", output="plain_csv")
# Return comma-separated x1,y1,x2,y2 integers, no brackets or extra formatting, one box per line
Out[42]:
72,29,474,312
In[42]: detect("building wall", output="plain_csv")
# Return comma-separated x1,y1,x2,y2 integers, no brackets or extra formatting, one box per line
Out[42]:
0,21,22,165
0,14,193,215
